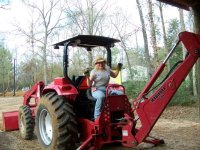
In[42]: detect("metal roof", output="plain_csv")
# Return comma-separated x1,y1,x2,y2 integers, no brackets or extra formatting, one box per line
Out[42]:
53,35,120,49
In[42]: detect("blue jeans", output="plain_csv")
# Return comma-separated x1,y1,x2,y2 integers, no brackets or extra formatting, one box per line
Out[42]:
92,86,106,119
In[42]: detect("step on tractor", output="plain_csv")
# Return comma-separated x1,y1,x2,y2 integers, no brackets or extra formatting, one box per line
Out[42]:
2,31,200,150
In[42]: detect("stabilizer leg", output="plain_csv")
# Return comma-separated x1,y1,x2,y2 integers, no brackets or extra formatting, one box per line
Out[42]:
144,135,165,146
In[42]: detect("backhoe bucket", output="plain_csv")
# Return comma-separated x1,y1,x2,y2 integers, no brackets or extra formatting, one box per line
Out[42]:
2,111,18,131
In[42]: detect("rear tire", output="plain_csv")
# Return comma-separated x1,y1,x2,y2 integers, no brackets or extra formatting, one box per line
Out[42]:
18,105,34,140
36,93,78,150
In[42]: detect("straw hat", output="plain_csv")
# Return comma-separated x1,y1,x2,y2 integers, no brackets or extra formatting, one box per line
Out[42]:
93,56,106,65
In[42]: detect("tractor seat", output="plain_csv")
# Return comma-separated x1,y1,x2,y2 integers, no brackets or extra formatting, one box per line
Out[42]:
72,75,85,87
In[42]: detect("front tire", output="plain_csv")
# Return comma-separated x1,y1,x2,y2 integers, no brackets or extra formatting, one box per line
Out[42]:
36,93,78,150
18,105,34,140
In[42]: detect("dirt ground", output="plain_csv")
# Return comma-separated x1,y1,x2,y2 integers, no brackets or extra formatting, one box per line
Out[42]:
0,96,200,150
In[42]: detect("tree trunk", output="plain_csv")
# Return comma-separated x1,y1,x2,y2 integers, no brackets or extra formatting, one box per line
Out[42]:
135,31,139,52
136,0,152,79
121,40,134,80
147,0,158,68
2,67,5,97
188,11,197,96
30,19,37,84
88,51,93,68
179,8,193,93
113,27,134,80
192,4,200,119
158,2,170,71
43,31,48,84
110,11,135,80
20,0,66,85
179,9,186,59
193,65,197,96
6,71,10,92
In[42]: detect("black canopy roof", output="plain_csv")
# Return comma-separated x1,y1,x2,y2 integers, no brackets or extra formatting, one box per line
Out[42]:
53,35,120,49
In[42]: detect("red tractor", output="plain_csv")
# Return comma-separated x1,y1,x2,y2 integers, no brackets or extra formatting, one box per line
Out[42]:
2,31,200,150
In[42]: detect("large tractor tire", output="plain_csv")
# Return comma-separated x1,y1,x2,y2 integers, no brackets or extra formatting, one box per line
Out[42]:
36,93,78,150
18,105,34,140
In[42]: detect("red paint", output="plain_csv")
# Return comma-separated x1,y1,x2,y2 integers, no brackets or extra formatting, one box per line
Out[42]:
2,111,18,131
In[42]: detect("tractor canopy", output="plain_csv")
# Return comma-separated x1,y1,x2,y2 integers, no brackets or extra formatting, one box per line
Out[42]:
53,35,120,83
53,35,120,49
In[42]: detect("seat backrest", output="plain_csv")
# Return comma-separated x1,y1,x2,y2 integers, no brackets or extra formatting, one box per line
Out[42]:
74,76,85,87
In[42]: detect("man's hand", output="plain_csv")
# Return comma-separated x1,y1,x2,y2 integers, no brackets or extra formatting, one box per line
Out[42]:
117,63,123,71
92,87,97,92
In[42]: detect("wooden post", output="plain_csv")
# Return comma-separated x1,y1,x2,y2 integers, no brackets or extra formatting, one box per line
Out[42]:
192,4,200,119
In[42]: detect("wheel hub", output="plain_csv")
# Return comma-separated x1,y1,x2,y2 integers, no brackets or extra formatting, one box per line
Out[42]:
39,109,53,145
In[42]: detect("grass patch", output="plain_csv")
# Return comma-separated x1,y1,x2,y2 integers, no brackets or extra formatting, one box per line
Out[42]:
0,91,25,97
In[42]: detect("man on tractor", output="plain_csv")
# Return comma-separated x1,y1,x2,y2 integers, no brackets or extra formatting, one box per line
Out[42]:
87,56,123,119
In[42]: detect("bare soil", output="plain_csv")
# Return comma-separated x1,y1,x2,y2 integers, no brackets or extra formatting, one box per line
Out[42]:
0,96,200,150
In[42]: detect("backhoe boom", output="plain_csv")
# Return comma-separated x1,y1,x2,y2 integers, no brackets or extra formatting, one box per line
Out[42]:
133,31,200,144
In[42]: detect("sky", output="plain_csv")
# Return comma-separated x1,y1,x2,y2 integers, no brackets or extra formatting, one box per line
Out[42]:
0,0,183,58
0,0,29,57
